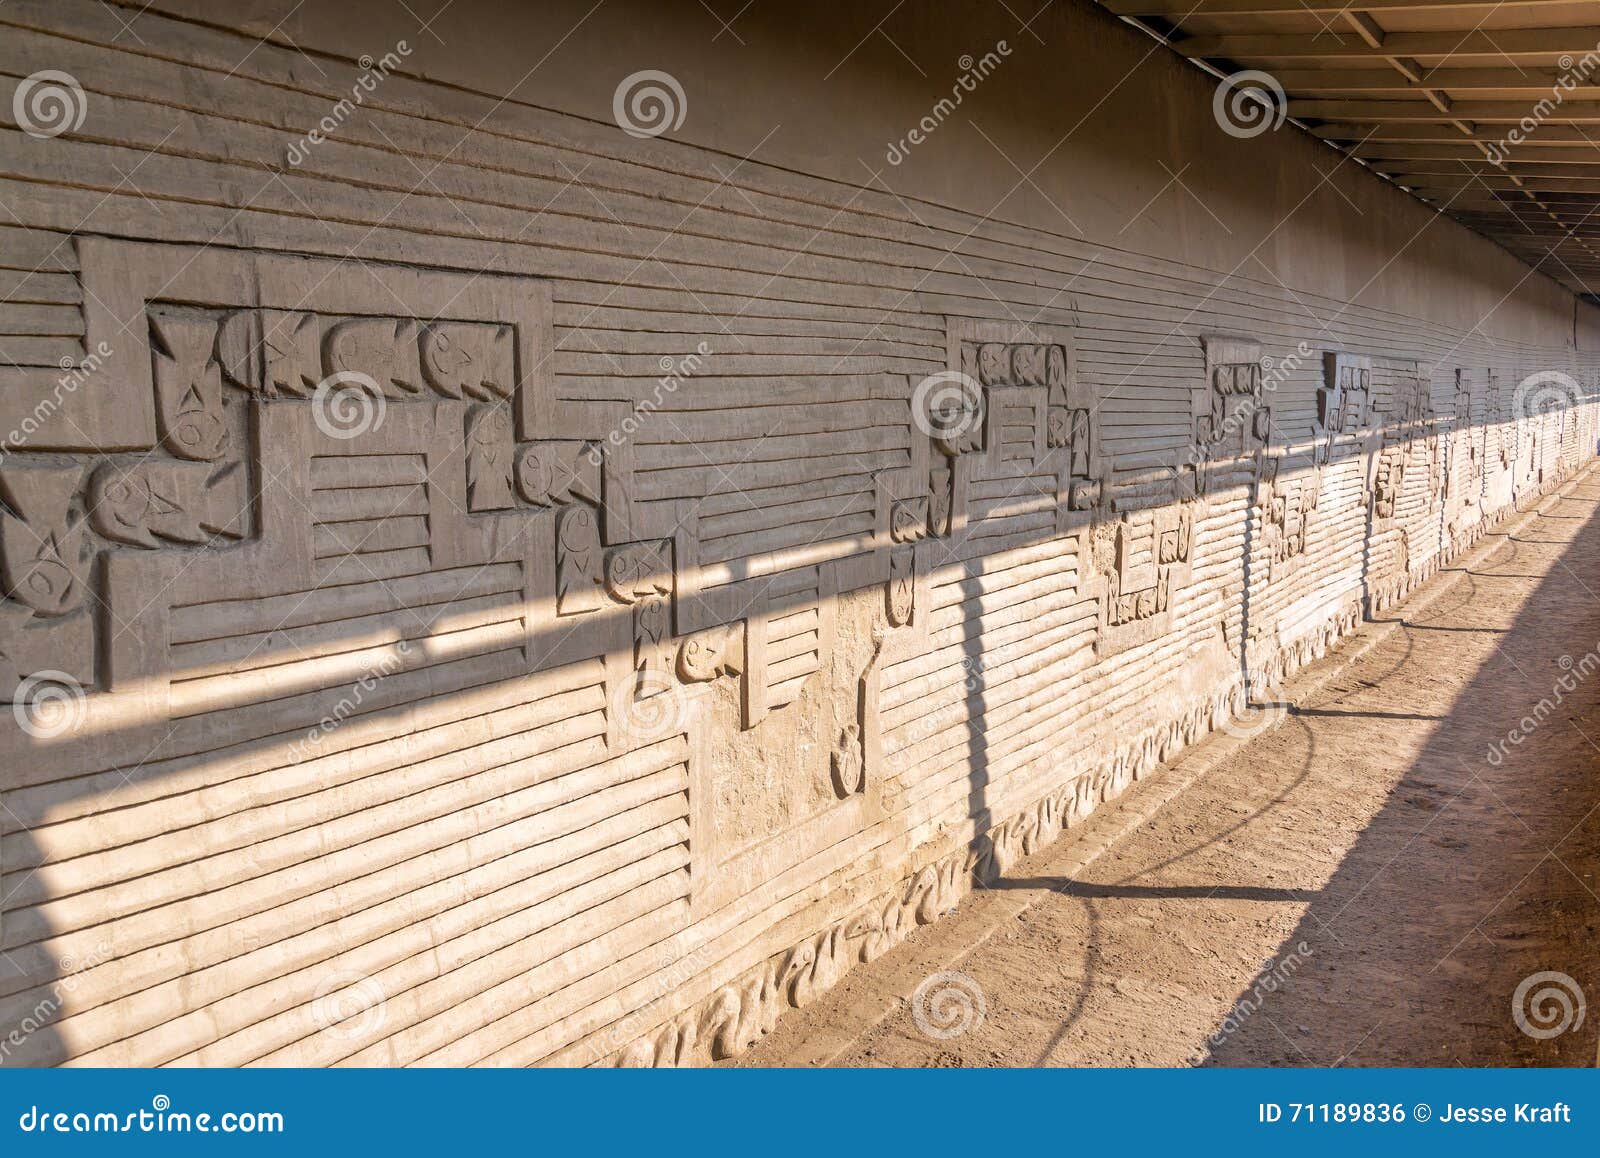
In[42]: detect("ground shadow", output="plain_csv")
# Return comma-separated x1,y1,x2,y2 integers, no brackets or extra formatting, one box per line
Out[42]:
1194,481,1600,1065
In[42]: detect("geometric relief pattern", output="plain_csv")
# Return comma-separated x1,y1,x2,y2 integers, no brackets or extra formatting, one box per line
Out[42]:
1262,456,1318,583
1194,334,1271,486
0,240,559,708
1085,467,1199,655
2,297,540,701
941,317,1101,531
1370,366,1437,522
1316,351,1371,466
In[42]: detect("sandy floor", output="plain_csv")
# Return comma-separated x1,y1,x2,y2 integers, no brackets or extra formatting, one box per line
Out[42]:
742,469,1600,1067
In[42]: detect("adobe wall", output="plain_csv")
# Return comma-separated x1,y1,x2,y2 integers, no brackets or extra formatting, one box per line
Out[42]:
0,0,1597,1066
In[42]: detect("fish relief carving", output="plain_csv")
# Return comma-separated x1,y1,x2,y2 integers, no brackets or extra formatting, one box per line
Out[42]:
0,464,87,616
464,405,516,511
886,546,915,626
88,460,248,548
555,504,605,616
323,317,423,396
890,497,929,543
216,310,320,398
150,310,228,462
678,622,744,682
420,322,514,400
515,441,600,508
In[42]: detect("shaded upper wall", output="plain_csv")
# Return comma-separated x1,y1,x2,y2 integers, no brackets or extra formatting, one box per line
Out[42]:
1580,297,1600,352
142,0,1591,348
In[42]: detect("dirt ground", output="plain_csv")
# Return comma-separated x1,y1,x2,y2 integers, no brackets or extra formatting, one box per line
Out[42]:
742,469,1600,1067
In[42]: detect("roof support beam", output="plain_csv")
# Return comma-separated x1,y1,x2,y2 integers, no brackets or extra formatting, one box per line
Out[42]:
1333,9,1480,147
1392,167,1562,181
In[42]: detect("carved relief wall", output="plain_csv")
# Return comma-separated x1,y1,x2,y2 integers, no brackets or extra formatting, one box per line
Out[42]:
2,0,1599,1073
1445,368,1486,539
1362,363,1439,607
1315,352,1372,469
4,241,1590,1067
1261,457,1318,585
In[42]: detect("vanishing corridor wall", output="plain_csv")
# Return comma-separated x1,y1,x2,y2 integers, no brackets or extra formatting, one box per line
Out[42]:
1,0,1598,1066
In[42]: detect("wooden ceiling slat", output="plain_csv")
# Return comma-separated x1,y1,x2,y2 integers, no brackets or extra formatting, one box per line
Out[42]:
1177,27,1600,60
1405,181,1600,195
1452,206,1600,219
1397,180,1600,195
1422,202,1570,214
1354,143,1600,161
1293,99,1600,122
1105,0,1583,15
1315,123,1600,143
1451,227,1600,239
1496,243,1600,250
1376,169,1600,186
1277,68,1597,93
1382,161,1600,174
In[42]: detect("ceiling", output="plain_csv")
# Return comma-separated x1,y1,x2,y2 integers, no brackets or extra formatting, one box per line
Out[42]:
1099,0,1600,298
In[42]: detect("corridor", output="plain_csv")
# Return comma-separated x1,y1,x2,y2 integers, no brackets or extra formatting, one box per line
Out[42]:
745,468,1600,1067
